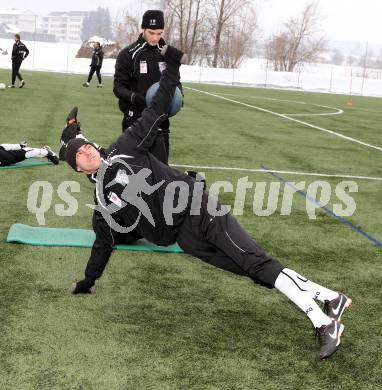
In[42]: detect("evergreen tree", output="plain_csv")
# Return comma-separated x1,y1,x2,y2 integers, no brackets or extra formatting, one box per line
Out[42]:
81,7,112,41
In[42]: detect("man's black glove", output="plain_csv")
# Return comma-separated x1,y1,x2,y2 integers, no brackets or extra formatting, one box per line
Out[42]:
159,118,170,131
71,278,95,294
131,92,147,110
160,45,187,65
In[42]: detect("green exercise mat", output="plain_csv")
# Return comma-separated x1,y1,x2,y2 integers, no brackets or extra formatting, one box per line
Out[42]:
6,224,183,253
0,159,52,169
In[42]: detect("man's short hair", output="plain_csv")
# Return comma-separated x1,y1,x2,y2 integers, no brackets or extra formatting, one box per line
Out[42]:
14,34,20,40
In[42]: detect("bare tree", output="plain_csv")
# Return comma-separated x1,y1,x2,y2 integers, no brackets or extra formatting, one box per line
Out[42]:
218,6,257,68
115,12,140,48
358,46,372,68
117,0,257,68
265,33,289,71
375,50,382,69
346,55,356,66
331,49,345,66
265,2,327,72
164,0,205,64
208,0,250,68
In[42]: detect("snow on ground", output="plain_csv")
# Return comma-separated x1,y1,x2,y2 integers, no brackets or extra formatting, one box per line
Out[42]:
0,38,381,98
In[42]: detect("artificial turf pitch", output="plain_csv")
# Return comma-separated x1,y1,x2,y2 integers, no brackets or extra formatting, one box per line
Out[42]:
0,69,381,389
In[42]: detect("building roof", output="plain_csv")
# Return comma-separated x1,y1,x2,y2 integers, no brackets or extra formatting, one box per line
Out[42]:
47,11,89,17
68,11,89,16
0,9,30,16
88,35,116,46
0,22,20,33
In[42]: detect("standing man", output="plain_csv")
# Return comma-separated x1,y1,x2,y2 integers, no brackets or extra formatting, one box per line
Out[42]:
9,34,29,89
114,9,182,165
83,42,104,88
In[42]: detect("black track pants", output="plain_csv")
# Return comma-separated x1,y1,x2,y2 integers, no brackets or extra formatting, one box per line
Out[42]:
0,147,26,166
177,194,284,288
87,66,102,84
11,60,22,85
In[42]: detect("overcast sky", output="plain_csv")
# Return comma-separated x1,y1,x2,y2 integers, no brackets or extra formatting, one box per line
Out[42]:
0,0,381,45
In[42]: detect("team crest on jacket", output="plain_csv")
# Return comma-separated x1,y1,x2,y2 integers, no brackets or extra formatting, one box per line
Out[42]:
158,61,166,73
115,169,130,185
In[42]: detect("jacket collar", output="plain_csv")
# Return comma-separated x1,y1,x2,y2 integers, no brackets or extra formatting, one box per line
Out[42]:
138,33,166,49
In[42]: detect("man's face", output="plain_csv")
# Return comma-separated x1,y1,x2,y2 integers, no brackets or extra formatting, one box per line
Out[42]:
143,29,164,46
76,144,101,174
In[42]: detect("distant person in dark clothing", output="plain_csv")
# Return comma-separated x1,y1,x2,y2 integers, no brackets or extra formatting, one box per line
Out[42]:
9,34,29,89
83,42,104,88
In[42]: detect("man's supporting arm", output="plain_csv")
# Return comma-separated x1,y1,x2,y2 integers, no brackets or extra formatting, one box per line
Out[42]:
72,212,115,293
72,212,141,294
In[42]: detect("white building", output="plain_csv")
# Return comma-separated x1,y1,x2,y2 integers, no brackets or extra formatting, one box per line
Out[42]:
40,11,88,42
0,9,36,33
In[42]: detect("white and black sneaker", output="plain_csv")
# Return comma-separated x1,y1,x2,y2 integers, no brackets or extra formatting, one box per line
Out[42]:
8,84,15,88
316,320,344,360
324,293,352,322
19,80,25,88
97,84,102,88
44,146,59,165
82,82,89,87
19,141,28,148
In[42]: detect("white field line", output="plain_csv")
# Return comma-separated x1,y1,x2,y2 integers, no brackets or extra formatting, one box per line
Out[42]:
185,86,382,152
282,105,343,117
210,93,307,104
209,93,343,116
171,163,382,181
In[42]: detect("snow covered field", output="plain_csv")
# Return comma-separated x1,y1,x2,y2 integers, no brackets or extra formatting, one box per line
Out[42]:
1,38,381,97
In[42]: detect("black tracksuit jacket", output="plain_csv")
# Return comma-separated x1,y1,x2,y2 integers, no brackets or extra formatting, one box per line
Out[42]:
113,34,181,116
90,47,103,69
84,59,195,283
83,57,283,289
12,40,29,62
